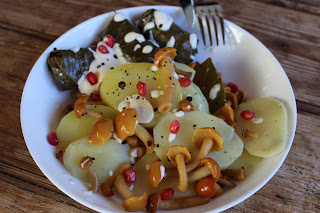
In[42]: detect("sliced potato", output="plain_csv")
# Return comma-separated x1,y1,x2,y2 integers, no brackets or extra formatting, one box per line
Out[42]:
153,111,234,168
141,111,165,129
235,97,287,157
181,83,209,113
131,153,196,198
56,105,117,151
100,63,182,111
227,149,263,171
63,138,130,183
207,133,243,170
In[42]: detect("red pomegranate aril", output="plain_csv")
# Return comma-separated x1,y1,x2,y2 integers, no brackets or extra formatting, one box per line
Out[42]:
240,110,255,120
47,132,59,146
161,188,174,200
178,77,192,87
136,81,147,96
169,120,180,134
194,61,200,69
123,168,136,183
86,72,99,85
98,45,109,54
90,92,101,101
90,41,98,46
226,82,238,93
105,35,115,48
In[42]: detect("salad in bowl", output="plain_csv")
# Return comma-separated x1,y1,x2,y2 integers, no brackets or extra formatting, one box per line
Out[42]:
21,5,296,213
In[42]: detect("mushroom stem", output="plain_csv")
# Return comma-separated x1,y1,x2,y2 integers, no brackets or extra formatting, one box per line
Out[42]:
88,167,99,193
158,196,210,210
114,174,134,199
218,177,236,189
158,55,177,113
188,166,212,182
175,154,188,192
108,162,130,188
135,124,155,154
85,109,103,119
186,138,213,172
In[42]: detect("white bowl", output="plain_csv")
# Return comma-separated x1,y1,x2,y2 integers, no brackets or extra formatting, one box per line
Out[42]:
20,5,297,213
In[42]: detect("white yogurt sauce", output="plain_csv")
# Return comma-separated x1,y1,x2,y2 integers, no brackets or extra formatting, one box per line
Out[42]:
71,46,80,53
190,55,195,60
168,133,176,142
150,90,164,98
151,65,159,71
166,36,175,47
114,13,126,22
160,165,166,180
209,83,221,100
189,33,198,49
78,38,123,95
154,11,173,31
149,31,160,47
143,22,155,32
172,71,178,79
109,170,113,176
133,44,141,51
142,45,153,54
124,32,145,43
113,43,127,64
174,111,184,117
252,117,264,124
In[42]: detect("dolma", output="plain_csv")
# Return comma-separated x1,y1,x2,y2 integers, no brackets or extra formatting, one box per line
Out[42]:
193,58,226,114
101,14,159,63
47,48,94,90
137,9,197,64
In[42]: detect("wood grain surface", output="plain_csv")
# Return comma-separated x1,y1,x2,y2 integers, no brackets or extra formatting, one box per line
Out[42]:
0,0,319,212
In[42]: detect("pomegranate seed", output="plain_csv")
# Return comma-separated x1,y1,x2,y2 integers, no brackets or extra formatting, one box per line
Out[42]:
90,41,98,46
98,45,109,54
227,82,238,93
47,132,59,146
105,35,115,48
240,110,255,120
90,92,101,101
123,168,136,183
161,188,174,200
178,77,192,87
169,120,180,134
194,61,200,69
136,81,146,96
86,72,99,85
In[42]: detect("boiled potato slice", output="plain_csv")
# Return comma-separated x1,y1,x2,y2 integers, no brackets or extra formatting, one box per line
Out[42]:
63,138,130,183
100,63,182,111
56,105,117,151
153,111,234,168
180,83,209,113
207,133,243,170
174,62,196,80
141,111,165,129
235,97,287,157
227,149,263,172
131,153,196,198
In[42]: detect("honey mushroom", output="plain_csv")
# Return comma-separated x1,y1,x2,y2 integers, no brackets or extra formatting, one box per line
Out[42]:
74,95,103,119
87,118,113,145
237,89,247,104
114,108,155,154
188,158,221,183
214,103,236,127
153,47,178,113
80,156,99,193
146,193,210,212
101,162,130,197
186,128,223,172
225,92,238,109
148,159,178,189
114,168,148,212
167,145,191,192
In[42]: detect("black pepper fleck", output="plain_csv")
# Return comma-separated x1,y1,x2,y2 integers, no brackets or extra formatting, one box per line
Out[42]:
156,144,160,148
161,136,164,138
193,124,197,129
122,140,127,144
114,54,118,59
110,67,114,69
118,81,126,89
147,140,152,146
92,157,95,160
101,62,105,65
186,96,193,102
159,24,163,28
154,108,158,112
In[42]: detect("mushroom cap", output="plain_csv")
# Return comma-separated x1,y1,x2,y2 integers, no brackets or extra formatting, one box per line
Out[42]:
200,158,221,182
114,108,139,140
167,145,191,167
214,103,236,127
192,127,224,152
87,118,114,145
146,193,161,213
74,95,89,118
148,159,164,188
122,192,148,212
153,47,177,67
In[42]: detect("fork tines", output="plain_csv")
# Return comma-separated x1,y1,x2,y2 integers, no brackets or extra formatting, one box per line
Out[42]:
194,2,225,46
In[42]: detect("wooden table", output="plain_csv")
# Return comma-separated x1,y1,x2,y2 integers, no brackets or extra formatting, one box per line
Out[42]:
1,0,319,212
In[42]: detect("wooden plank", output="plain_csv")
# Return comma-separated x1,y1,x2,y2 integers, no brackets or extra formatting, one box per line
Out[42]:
252,0,320,15
0,172,94,212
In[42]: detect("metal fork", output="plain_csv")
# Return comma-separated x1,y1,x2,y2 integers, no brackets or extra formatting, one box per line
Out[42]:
180,0,225,46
